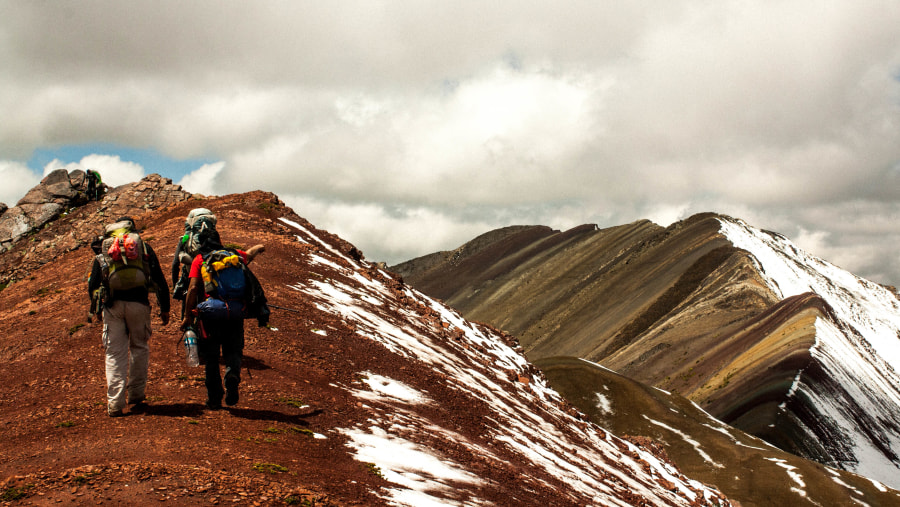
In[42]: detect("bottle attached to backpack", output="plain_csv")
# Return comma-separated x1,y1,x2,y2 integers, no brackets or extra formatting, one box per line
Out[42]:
183,328,200,367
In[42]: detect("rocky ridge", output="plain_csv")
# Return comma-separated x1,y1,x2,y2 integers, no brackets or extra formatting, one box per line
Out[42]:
0,171,191,286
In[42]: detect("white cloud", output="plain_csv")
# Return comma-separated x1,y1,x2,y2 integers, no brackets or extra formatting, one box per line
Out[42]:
280,195,498,264
1,2,899,283
0,161,40,206
178,161,226,196
44,155,144,188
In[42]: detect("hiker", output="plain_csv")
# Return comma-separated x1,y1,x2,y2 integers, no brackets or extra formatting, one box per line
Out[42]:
172,208,219,319
87,217,170,417
85,170,104,201
179,216,267,409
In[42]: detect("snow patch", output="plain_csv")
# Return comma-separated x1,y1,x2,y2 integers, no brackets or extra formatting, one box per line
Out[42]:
340,424,487,507
765,458,806,497
594,393,613,415
355,372,429,404
645,416,724,468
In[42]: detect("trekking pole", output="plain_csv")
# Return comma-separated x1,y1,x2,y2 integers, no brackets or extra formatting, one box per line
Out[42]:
269,304,302,313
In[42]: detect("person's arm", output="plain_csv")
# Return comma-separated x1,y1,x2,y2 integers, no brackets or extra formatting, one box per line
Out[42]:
87,258,105,322
171,240,183,285
246,244,265,263
180,276,202,331
87,258,101,296
180,255,203,331
145,244,170,324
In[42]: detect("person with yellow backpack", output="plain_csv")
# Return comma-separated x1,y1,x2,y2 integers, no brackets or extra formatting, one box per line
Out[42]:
178,213,267,409
88,217,170,417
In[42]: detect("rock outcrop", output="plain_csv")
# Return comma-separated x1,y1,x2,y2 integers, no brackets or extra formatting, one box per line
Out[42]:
0,171,191,285
0,169,96,252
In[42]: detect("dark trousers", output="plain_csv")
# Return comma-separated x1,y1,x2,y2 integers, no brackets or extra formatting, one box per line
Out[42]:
199,318,245,403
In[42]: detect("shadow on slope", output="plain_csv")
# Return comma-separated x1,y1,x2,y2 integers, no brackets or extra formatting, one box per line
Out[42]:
535,356,900,507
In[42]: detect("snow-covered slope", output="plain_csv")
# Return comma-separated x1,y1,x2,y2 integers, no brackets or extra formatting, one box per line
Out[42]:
719,217,900,488
281,217,730,506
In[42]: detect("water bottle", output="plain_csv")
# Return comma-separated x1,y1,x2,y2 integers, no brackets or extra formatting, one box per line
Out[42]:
183,329,200,367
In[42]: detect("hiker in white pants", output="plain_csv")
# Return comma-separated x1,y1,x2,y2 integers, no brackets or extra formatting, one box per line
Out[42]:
102,300,153,413
88,217,170,417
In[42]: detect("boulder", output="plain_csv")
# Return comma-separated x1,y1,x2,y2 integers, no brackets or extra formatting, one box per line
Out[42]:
0,207,31,251
1,169,98,252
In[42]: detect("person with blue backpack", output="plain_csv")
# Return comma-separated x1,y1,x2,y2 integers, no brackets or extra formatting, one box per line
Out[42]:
179,214,268,409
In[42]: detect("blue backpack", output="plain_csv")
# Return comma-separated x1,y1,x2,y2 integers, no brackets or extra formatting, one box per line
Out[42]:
197,249,247,320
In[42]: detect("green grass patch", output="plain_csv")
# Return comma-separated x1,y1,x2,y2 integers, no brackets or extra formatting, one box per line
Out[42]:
285,496,322,506
56,420,75,428
257,202,278,213
68,323,85,335
73,471,98,484
276,396,306,408
1,484,33,501
289,427,315,437
262,427,284,434
365,463,384,479
188,420,199,425
252,462,288,474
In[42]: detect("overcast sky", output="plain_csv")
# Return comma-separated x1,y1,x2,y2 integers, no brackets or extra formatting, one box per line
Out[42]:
2,2,899,285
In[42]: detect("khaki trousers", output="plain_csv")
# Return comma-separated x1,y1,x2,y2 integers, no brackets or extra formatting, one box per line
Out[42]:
102,300,152,413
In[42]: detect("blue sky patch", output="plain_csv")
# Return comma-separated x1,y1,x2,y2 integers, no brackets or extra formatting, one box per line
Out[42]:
27,143,218,182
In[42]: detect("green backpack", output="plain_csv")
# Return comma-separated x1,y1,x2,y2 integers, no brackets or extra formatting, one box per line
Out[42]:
181,208,217,256
96,220,153,293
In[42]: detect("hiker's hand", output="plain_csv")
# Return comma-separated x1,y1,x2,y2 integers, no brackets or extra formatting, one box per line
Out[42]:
179,317,192,332
160,311,170,326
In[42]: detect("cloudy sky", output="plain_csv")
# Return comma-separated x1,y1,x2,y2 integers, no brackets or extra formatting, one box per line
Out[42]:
2,2,899,285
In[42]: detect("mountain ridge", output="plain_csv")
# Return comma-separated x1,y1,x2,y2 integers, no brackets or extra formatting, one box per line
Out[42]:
392,212,900,490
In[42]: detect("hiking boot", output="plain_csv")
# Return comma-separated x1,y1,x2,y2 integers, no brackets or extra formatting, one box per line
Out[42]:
225,389,239,406
128,396,146,405
108,408,124,418
205,399,223,410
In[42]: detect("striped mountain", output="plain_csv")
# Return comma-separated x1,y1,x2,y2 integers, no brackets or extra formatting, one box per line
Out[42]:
391,212,900,489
